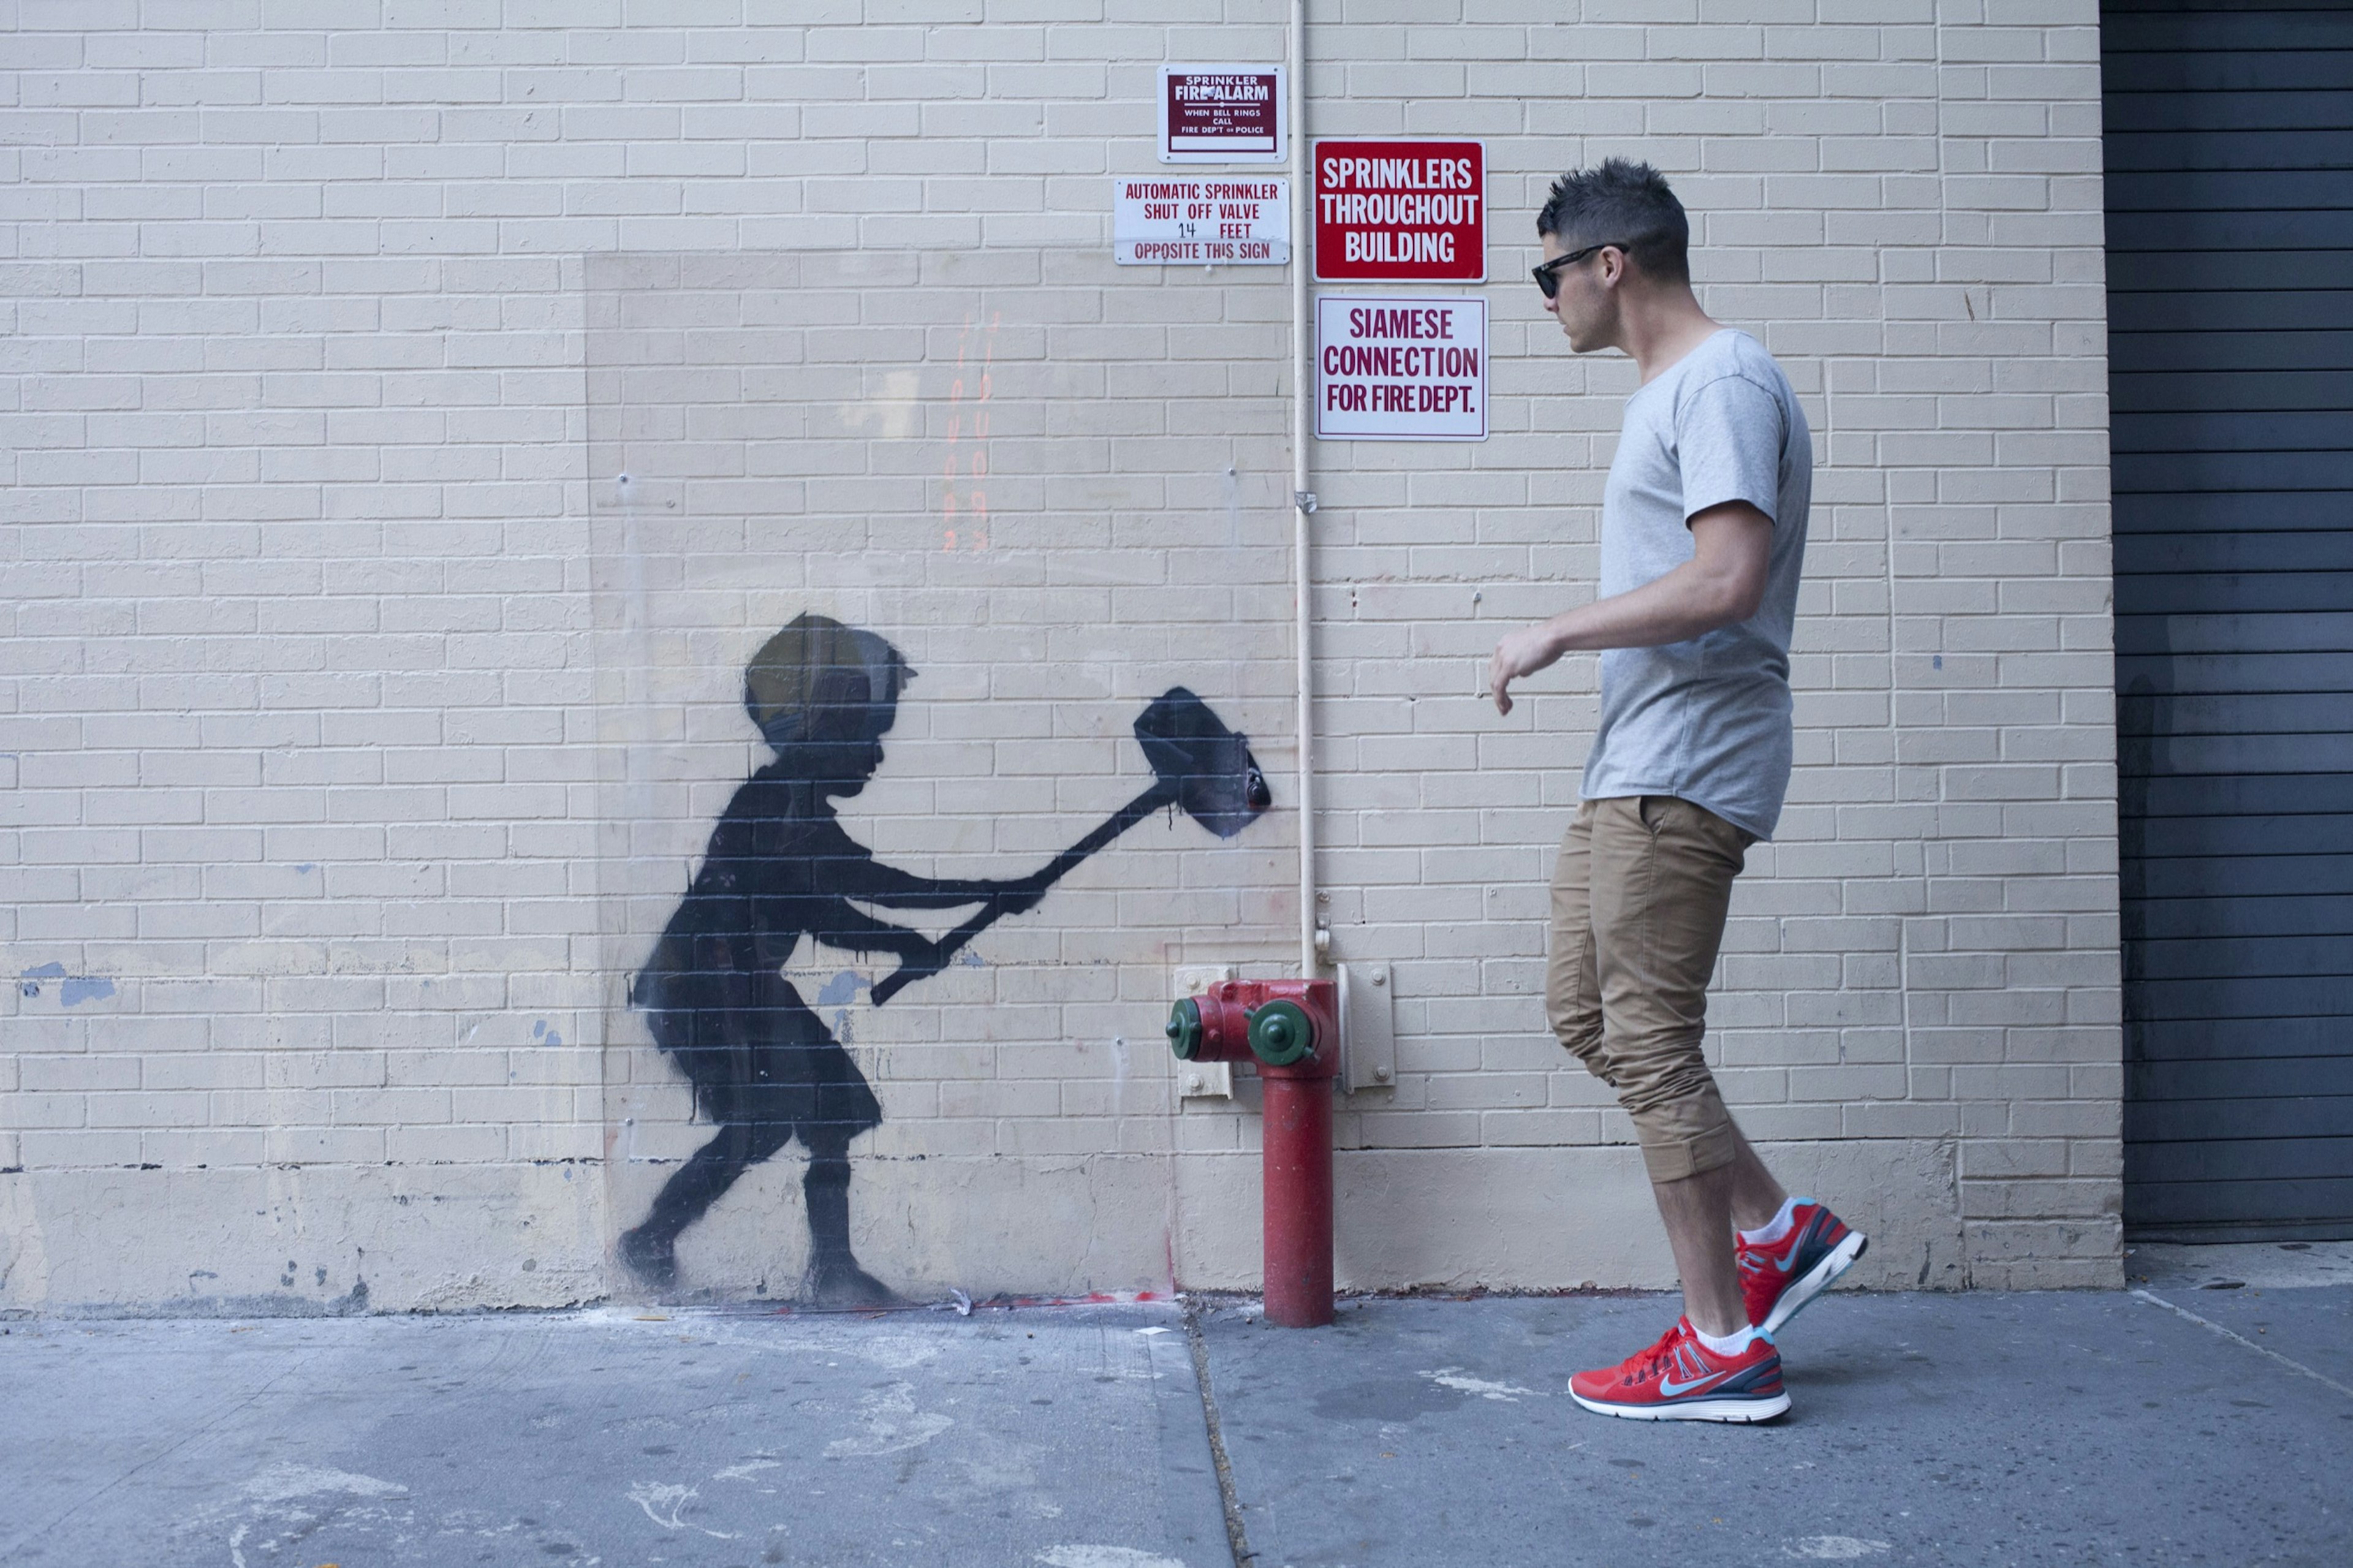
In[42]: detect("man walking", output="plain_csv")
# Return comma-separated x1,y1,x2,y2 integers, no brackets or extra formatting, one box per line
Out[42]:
1490,161,1865,1422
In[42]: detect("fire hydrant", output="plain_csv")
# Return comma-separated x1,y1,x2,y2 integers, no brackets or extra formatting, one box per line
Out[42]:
1164,978,1339,1327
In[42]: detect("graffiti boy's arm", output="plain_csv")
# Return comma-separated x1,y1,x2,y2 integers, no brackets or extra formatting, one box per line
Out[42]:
808,826,1045,914
846,862,1045,914
803,896,950,963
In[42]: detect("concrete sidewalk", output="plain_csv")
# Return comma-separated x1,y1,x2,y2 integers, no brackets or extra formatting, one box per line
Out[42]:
4,1247,2348,1567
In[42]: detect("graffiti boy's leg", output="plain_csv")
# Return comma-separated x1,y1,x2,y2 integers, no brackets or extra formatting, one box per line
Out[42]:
801,1125,902,1309
618,1116,795,1288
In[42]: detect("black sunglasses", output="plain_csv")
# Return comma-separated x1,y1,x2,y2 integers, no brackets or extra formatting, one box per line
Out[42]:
1531,241,1629,298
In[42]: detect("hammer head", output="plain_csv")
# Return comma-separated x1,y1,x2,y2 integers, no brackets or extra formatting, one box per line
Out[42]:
1134,687,1273,839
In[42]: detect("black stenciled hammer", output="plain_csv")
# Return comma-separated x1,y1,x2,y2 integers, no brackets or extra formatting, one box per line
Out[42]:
870,687,1272,1004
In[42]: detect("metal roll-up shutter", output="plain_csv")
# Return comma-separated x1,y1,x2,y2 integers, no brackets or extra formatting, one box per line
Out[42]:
2108,0,2353,1240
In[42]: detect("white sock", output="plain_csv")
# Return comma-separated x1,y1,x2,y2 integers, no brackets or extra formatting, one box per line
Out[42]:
1739,1195,1803,1248
1691,1320,1762,1358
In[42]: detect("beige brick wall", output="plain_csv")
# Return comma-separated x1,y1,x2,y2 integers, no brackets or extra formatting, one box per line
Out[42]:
0,0,2118,1311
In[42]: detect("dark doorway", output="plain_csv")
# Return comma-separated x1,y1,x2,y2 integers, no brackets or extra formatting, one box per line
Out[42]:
2107,0,2353,1240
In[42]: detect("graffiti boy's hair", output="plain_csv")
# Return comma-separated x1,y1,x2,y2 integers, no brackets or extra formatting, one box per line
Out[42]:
1536,159,1691,285
744,612,910,746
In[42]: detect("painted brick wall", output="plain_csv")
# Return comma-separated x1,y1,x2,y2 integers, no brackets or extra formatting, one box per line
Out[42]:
0,0,2116,1310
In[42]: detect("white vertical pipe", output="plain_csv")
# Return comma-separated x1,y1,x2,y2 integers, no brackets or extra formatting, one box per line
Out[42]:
1288,0,1317,975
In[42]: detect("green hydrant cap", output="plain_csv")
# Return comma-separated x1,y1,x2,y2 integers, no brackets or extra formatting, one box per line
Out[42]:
1247,998,1314,1067
1165,996,1203,1060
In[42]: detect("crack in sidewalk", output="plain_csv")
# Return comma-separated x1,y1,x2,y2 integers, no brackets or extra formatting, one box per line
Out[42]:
2132,1288,2353,1400
1182,1301,1256,1566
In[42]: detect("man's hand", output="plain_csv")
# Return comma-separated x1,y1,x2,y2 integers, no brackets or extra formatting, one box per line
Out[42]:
1487,502,1774,716
1490,621,1566,716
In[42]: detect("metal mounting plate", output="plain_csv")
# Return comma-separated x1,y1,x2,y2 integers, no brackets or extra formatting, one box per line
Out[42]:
1337,961,1396,1093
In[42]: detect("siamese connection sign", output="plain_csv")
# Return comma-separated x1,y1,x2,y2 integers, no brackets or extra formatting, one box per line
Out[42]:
1316,295,1488,442
1317,297,1477,440
1114,177,1289,265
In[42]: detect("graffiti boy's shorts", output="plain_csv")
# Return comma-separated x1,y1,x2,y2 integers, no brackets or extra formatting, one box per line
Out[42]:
1546,795,1756,1184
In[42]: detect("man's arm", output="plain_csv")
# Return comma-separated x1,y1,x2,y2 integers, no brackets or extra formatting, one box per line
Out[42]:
1489,501,1773,716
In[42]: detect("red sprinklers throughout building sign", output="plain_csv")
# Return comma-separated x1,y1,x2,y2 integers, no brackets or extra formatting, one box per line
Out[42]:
1313,140,1485,282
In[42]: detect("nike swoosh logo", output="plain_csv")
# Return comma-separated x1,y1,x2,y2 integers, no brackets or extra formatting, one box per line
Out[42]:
1659,1369,1734,1398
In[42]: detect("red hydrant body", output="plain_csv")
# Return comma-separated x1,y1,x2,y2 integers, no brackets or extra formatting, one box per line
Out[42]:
1165,978,1339,1328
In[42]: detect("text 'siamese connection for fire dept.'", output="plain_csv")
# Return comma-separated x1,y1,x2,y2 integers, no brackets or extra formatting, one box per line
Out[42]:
1315,297,1488,442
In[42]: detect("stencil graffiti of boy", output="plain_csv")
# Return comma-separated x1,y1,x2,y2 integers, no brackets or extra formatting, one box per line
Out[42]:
620,613,1047,1306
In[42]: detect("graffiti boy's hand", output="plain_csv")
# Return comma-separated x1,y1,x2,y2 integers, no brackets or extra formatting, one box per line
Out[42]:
991,875,1049,918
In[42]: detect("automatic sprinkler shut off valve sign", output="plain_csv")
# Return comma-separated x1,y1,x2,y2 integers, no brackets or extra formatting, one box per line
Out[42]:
1115,178,1289,266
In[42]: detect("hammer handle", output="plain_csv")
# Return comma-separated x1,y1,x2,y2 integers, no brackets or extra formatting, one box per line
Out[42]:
870,781,1176,1006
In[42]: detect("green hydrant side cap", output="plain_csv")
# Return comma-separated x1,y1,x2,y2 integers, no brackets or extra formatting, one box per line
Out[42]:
1247,998,1314,1067
1165,996,1203,1060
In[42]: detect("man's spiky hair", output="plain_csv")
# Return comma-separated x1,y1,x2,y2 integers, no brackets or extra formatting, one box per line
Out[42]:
1536,159,1690,285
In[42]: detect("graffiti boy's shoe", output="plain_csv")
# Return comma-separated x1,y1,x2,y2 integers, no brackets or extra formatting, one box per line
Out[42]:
805,1257,906,1311
617,1225,680,1290
1568,1319,1790,1423
1740,1200,1868,1334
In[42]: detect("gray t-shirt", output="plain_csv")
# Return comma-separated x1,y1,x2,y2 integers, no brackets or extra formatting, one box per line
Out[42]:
1579,328,1811,841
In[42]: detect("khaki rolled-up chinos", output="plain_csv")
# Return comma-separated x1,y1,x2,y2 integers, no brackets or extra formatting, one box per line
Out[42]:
1547,793,1756,1184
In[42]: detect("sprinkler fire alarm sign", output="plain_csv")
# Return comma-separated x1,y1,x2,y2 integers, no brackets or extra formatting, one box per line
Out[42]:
1313,140,1485,282
1159,65,1286,164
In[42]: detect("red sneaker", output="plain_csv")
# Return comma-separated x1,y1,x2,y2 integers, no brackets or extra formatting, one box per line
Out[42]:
1740,1200,1867,1335
1568,1317,1790,1423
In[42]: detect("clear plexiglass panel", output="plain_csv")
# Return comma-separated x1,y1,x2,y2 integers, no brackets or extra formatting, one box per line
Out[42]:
585,249,1297,1303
